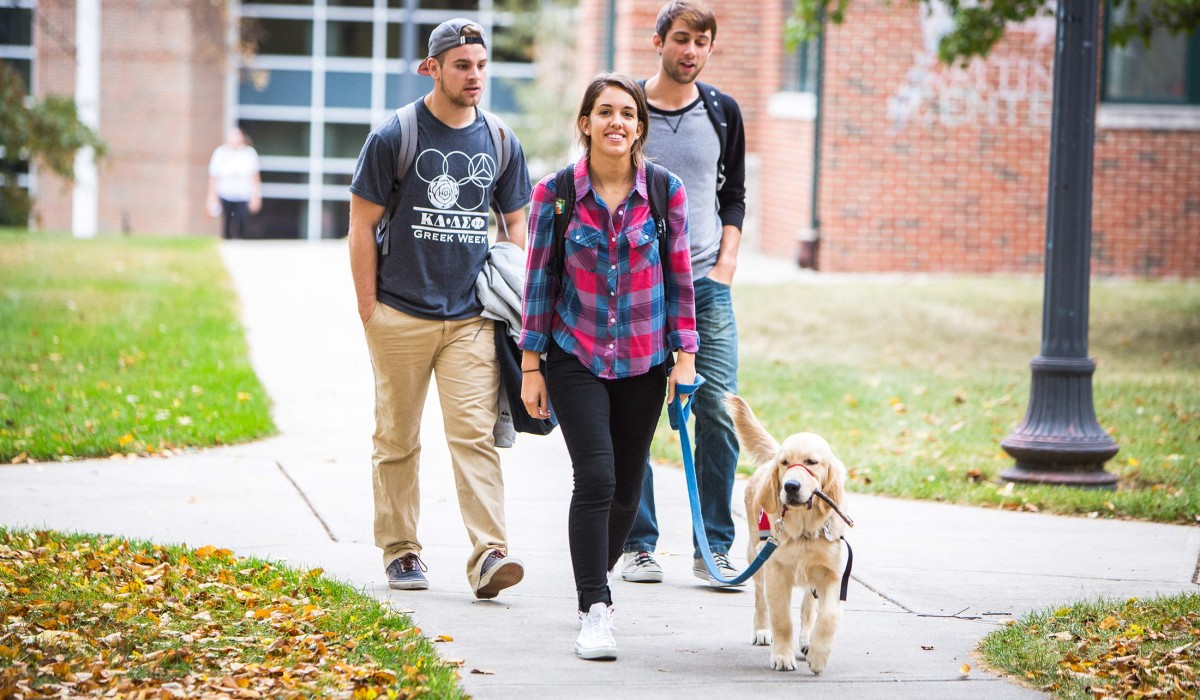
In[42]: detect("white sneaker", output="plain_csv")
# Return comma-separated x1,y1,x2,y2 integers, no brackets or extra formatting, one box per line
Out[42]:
620,551,664,583
575,603,617,660
693,552,747,588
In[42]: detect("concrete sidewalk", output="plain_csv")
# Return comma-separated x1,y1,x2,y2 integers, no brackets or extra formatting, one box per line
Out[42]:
2,240,1196,699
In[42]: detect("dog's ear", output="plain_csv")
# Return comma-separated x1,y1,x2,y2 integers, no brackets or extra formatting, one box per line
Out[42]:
723,393,780,466
756,453,786,516
822,454,847,510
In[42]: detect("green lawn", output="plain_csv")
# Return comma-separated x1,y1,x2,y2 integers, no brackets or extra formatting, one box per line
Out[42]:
651,276,1200,524
0,231,275,461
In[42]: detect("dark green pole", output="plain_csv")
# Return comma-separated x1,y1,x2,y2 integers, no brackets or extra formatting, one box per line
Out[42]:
1000,0,1119,488
604,0,617,71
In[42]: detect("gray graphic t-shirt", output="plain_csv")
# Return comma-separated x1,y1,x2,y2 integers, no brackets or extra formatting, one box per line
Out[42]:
351,100,532,320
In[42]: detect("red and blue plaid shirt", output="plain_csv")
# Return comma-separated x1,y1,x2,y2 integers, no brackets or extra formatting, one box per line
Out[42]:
519,158,699,379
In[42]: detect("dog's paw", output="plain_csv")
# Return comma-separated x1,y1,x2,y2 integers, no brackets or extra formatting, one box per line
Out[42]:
752,630,771,646
770,653,797,672
799,644,809,658
806,647,830,675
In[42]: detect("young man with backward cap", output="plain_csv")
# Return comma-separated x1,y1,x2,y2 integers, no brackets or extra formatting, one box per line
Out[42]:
621,0,748,588
348,18,532,599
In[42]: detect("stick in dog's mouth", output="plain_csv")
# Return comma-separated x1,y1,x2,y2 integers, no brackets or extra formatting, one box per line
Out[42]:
812,489,855,528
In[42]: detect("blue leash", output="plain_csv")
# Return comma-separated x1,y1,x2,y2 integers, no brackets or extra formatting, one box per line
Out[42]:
669,376,778,586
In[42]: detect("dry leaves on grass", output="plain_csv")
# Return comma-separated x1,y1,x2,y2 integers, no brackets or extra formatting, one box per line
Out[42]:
1037,605,1200,699
0,531,452,699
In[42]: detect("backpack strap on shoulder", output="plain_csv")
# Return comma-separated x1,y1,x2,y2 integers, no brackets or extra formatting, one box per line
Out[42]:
550,164,575,291
377,101,420,256
695,81,729,191
481,109,512,179
396,102,419,183
481,108,514,238
643,162,673,270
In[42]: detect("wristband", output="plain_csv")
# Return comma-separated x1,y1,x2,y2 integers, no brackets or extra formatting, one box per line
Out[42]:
521,368,539,373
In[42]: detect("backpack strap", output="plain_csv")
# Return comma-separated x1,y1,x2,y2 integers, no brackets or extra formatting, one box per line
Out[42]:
550,164,576,293
695,81,729,191
396,102,420,184
376,102,419,256
481,110,512,181
481,109,514,240
644,161,672,272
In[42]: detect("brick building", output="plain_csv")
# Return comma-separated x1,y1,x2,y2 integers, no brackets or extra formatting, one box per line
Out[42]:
5,0,1197,276
577,0,1200,277
21,0,226,238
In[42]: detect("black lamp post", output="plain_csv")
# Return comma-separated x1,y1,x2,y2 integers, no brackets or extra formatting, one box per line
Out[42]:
1000,0,1120,488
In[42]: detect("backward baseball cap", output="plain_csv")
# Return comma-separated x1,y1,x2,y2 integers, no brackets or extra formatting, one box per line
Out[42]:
418,18,487,75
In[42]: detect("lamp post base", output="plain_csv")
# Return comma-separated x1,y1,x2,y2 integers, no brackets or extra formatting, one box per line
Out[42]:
1000,356,1119,489
999,463,1118,489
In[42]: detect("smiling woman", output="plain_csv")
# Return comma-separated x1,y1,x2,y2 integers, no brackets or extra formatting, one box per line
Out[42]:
0,232,275,462
517,73,699,661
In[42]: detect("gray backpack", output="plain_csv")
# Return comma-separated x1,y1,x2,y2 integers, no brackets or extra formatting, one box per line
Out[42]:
375,101,514,255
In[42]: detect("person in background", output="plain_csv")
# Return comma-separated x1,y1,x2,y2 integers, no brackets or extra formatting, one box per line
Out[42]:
519,73,698,660
206,126,262,239
621,0,748,589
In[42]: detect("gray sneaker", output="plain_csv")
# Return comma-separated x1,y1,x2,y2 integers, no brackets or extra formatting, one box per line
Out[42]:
475,550,524,599
693,552,746,588
386,553,428,590
620,551,664,583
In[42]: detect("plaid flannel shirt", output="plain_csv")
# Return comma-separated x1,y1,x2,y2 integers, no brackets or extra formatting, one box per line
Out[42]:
519,158,699,379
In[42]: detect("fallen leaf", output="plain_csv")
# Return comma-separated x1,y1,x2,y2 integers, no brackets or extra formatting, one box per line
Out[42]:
470,668,495,675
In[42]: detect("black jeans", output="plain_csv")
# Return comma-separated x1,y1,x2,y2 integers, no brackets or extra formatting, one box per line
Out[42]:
220,199,250,239
547,344,667,612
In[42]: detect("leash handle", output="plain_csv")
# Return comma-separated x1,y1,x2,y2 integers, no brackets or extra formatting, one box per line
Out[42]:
667,375,705,430
670,375,777,586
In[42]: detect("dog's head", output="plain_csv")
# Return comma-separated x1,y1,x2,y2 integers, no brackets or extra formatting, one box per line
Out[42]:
724,393,847,518
773,432,843,511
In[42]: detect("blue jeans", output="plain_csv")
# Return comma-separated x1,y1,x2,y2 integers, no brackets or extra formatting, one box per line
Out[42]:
624,276,739,558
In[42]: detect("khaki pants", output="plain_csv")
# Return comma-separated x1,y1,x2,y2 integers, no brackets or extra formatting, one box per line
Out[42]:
364,303,507,589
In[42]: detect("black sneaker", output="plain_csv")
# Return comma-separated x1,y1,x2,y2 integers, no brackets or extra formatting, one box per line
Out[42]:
386,553,428,590
474,549,524,599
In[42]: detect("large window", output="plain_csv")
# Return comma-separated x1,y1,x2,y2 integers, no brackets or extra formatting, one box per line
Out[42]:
782,35,820,94
237,0,534,239
1,1,35,225
1102,4,1199,104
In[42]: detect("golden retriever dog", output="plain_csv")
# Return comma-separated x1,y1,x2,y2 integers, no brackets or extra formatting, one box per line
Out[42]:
724,393,850,674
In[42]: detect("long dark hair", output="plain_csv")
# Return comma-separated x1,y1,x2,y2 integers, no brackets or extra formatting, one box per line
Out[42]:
575,73,650,169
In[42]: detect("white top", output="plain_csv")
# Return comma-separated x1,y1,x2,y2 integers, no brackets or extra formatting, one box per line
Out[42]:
208,144,260,201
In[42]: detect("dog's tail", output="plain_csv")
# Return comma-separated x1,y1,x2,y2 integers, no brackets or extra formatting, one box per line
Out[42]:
723,393,781,466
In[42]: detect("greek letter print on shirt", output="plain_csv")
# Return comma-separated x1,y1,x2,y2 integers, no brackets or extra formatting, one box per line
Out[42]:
412,148,493,245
